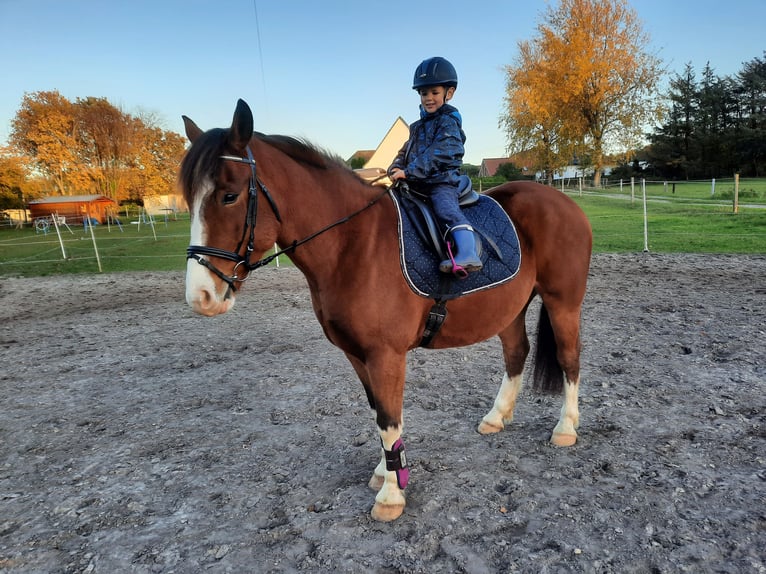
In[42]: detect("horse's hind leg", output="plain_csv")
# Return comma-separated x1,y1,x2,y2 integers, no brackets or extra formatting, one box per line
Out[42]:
478,310,530,434
541,301,583,447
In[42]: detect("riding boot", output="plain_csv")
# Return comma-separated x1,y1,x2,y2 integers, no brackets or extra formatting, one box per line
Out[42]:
439,225,483,275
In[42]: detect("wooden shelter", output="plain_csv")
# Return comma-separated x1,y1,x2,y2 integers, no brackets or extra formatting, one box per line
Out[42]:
28,195,117,224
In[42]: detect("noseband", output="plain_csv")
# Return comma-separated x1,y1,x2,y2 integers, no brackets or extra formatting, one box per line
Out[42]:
186,146,390,296
186,147,282,296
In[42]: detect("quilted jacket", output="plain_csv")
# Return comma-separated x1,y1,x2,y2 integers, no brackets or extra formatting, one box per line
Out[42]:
389,103,466,187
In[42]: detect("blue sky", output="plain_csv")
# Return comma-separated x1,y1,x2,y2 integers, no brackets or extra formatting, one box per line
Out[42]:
1,0,764,165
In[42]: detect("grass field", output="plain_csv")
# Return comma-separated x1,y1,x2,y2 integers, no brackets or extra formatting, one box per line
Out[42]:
570,194,766,253
1,184,764,277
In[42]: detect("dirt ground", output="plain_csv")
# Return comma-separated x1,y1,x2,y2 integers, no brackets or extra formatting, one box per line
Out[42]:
1,253,764,573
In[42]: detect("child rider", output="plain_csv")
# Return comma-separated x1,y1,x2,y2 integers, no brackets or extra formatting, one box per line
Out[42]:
388,56,483,275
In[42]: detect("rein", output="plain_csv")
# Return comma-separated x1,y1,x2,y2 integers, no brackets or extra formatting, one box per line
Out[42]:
186,147,389,295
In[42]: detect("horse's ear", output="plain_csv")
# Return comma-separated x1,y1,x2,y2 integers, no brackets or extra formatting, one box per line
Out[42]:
228,99,254,152
182,115,203,143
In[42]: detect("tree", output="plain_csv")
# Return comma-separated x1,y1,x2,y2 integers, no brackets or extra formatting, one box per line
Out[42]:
9,91,187,202
126,122,186,200
502,0,664,186
501,38,579,184
10,90,89,194
0,152,28,209
649,53,766,178
736,53,766,176
648,63,699,179
72,96,134,199
495,161,523,181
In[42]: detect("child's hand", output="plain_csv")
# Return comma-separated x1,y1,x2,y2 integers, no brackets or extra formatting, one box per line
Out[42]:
390,168,406,181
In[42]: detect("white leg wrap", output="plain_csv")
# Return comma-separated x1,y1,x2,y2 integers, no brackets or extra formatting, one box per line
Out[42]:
374,427,406,508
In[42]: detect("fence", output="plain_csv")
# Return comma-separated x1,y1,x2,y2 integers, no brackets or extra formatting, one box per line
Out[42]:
0,213,285,277
558,177,766,253
2,180,765,276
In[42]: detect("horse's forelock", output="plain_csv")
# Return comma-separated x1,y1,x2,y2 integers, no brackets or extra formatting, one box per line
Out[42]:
180,128,227,203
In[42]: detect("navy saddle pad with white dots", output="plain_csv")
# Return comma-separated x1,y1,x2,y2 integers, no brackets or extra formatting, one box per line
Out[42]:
390,191,522,300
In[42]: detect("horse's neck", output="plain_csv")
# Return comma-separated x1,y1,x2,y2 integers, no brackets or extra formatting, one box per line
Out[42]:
271,165,384,276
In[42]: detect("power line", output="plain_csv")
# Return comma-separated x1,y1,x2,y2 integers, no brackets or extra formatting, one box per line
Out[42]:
252,0,268,108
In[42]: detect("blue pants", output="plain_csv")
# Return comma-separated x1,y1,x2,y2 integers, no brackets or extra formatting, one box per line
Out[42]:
429,183,470,231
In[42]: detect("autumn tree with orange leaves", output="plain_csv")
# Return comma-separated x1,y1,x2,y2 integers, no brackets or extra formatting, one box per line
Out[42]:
9,91,185,202
502,0,664,185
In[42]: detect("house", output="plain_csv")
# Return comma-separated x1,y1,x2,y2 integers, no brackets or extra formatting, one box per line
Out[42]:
28,194,117,224
350,117,409,184
347,150,375,167
478,151,537,178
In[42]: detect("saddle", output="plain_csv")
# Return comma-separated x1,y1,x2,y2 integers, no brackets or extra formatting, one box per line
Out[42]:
390,178,522,347
395,175,481,261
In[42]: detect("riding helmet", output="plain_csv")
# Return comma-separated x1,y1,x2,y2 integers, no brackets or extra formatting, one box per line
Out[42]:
412,57,458,90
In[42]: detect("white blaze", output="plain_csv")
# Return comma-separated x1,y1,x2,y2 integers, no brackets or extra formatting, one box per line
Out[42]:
185,179,234,314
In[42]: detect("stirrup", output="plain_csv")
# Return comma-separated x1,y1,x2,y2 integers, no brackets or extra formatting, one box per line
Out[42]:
442,240,469,278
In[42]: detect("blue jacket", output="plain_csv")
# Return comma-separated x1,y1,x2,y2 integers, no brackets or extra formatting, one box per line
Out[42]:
389,103,466,187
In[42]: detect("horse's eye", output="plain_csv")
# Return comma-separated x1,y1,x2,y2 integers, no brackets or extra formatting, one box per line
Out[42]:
222,193,238,205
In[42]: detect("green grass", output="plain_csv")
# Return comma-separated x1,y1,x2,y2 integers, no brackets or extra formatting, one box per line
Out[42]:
2,189,764,277
569,193,766,253
0,218,190,277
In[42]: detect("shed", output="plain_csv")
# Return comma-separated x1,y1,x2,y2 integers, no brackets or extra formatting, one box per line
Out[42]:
28,195,117,224
144,194,188,216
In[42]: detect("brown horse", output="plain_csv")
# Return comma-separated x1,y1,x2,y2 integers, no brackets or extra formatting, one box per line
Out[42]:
180,99,592,522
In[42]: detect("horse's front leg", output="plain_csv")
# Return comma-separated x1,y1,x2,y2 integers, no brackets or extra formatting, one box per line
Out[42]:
349,350,408,522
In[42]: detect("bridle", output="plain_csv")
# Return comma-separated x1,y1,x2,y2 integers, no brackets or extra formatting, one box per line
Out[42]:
186,147,282,297
186,145,389,296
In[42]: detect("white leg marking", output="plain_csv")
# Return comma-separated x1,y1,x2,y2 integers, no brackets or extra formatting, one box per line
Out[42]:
479,373,523,434
551,376,580,446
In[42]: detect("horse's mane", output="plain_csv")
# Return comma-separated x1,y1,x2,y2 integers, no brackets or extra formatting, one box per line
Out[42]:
179,129,367,203
254,132,349,171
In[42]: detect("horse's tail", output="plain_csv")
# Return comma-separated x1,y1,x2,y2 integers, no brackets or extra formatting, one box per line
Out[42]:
531,303,564,395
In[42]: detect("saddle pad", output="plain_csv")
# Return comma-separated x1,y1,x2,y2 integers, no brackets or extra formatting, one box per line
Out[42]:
390,191,522,299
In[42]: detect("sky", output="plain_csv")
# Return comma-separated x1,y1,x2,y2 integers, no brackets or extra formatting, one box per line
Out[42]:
1,0,764,165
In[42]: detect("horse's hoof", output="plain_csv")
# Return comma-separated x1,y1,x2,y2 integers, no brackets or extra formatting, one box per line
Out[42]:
477,420,503,434
371,502,405,522
551,432,577,447
368,474,385,491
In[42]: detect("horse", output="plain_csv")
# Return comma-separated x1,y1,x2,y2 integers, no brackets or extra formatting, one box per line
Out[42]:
179,99,592,522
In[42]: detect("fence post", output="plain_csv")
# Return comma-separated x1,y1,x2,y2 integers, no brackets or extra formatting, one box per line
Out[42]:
734,173,739,214
52,212,67,259
631,177,635,206
86,206,102,272
711,178,716,196
642,178,649,252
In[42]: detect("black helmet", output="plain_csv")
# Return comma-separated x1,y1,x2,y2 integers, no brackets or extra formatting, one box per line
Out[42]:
412,57,458,90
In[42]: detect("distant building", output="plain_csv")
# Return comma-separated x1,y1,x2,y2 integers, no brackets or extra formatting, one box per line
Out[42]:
144,194,188,216
478,152,536,178
28,195,117,224
347,150,375,166
349,117,409,184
